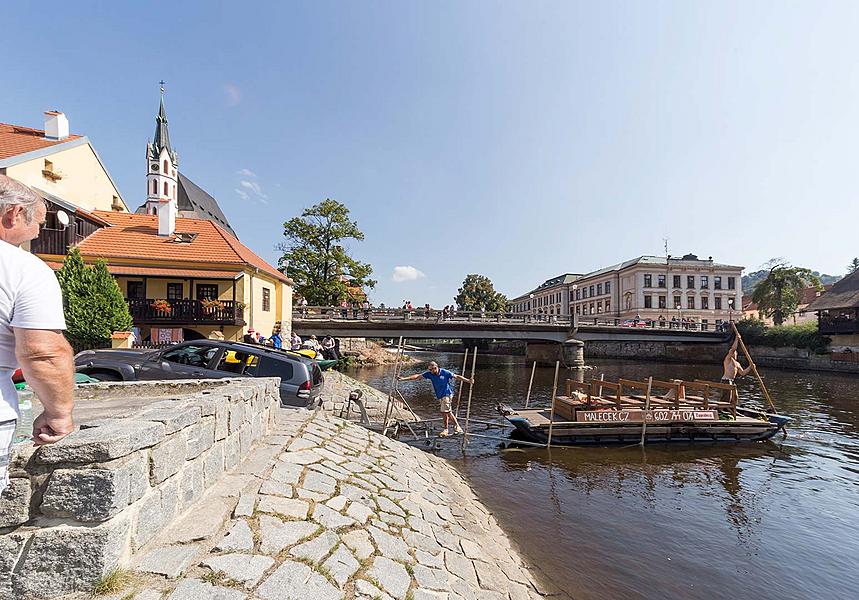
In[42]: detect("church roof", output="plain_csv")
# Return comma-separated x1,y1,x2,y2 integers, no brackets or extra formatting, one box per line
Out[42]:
176,173,236,236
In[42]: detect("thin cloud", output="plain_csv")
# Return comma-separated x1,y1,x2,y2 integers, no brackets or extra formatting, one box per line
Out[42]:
392,266,426,282
234,188,250,201
239,179,268,204
237,168,256,178
224,83,241,107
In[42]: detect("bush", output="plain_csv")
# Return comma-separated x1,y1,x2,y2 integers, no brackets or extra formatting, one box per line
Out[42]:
735,318,830,353
56,248,133,351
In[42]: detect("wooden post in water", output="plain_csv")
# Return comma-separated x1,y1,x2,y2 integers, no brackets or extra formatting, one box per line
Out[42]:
524,361,537,408
639,376,653,447
731,322,777,413
455,348,469,416
382,337,404,435
546,360,560,448
461,347,478,450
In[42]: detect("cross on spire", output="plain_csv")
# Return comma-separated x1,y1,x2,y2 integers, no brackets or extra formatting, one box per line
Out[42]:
159,80,166,94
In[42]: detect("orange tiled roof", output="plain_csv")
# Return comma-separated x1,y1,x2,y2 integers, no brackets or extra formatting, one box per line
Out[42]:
42,261,241,280
0,122,83,160
78,211,291,284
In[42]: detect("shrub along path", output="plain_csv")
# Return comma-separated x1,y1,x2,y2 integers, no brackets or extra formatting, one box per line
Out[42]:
106,408,550,599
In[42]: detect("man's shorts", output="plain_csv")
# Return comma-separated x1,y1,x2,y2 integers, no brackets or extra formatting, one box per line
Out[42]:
0,418,16,493
439,396,452,413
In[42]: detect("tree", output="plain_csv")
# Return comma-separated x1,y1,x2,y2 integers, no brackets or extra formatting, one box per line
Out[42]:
751,260,821,326
277,199,376,305
454,274,508,312
56,248,133,350
848,258,859,274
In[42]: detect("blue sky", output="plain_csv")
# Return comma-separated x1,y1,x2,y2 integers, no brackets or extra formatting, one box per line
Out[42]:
5,1,859,306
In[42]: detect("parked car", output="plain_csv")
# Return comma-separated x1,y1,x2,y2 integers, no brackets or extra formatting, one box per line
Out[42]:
620,319,649,328
74,340,323,408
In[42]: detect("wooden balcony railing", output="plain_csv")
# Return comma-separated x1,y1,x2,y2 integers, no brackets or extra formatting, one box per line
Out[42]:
127,298,245,326
30,228,84,256
819,319,859,335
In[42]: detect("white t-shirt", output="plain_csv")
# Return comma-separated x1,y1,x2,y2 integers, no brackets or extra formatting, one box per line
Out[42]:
0,240,66,421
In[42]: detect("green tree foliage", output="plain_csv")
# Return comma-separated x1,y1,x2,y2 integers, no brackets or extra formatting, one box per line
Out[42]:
277,199,376,305
454,274,508,312
848,257,859,274
56,248,133,350
736,319,830,353
750,261,821,327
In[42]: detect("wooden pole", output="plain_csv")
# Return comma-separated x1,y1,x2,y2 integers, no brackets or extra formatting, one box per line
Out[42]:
547,360,560,448
639,376,653,447
382,336,404,434
524,361,537,408
461,347,478,450
454,348,469,416
731,322,777,413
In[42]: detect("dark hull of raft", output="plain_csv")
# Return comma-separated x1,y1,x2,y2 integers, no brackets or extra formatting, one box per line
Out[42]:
502,410,780,446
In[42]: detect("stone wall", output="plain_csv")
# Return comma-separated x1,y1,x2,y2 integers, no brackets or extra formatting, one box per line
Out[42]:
585,339,728,363
319,370,417,422
744,345,859,374
0,377,281,598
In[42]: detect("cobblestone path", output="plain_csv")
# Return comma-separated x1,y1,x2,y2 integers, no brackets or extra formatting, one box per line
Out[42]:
121,409,548,600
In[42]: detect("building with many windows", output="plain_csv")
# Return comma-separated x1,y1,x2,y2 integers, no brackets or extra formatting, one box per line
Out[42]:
512,255,744,329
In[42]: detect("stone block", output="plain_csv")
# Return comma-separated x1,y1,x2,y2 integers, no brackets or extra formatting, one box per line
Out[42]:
8,443,37,477
41,455,145,522
138,403,202,434
224,435,241,471
214,396,229,441
0,532,30,597
151,432,188,484
159,475,180,525
228,401,245,434
256,560,340,600
13,513,130,598
203,440,226,486
178,458,204,506
202,553,274,588
132,489,168,550
37,420,165,464
127,450,150,503
239,424,252,456
166,578,247,600
185,418,215,460
136,544,201,578
0,477,31,527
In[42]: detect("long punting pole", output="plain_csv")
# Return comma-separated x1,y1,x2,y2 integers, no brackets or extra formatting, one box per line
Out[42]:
731,322,777,413
524,361,537,408
382,336,404,435
546,360,560,448
454,348,469,416
461,347,478,450
639,376,653,447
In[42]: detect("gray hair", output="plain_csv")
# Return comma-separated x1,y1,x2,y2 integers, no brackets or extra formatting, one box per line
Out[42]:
0,175,44,223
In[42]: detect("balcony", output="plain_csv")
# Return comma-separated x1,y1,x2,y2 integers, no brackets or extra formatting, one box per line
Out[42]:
819,318,859,335
30,228,84,256
127,298,245,326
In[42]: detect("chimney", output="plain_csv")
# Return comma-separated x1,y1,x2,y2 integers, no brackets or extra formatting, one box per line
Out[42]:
44,111,69,140
157,197,177,237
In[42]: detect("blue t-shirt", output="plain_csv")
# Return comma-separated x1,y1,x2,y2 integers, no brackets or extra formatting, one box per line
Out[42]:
422,369,455,399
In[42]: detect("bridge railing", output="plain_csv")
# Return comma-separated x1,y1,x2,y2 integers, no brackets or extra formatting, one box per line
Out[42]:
293,306,726,332
292,306,573,325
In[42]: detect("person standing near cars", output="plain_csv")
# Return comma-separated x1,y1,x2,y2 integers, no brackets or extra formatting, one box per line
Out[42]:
0,176,75,493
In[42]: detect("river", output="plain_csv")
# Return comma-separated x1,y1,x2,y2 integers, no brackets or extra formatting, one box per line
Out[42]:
346,352,859,600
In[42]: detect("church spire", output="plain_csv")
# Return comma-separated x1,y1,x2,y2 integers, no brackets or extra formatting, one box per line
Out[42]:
150,81,177,164
144,81,179,218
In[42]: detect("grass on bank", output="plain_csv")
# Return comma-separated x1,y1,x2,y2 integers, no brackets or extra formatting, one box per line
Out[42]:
90,568,137,597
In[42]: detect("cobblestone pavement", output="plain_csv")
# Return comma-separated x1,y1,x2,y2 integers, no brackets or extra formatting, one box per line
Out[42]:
116,409,550,600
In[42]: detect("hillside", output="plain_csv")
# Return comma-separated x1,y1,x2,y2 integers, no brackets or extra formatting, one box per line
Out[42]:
742,269,842,295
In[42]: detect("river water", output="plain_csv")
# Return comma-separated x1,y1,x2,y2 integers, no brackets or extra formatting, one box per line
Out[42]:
346,352,859,600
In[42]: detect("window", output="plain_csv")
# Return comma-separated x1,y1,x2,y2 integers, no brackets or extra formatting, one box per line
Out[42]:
657,275,666,288
701,296,709,310
163,344,219,368
658,296,666,309
569,291,574,302
728,277,736,290
701,276,709,289
597,283,603,296
589,285,595,297
673,275,681,288
152,180,158,194
215,350,259,375
687,275,695,289
687,296,695,309
196,284,218,301
605,281,611,294
605,299,610,312
167,283,183,300
575,289,581,300
674,296,681,309
644,295,653,309
576,305,581,315
163,181,168,196
127,281,145,299
597,301,602,313
164,159,169,172
589,303,595,314
262,288,271,312
714,276,722,290
644,274,652,287
715,297,722,310
582,288,587,299
255,356,295,381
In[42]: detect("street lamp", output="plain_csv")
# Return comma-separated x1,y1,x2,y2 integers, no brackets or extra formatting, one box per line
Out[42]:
728,297,735,324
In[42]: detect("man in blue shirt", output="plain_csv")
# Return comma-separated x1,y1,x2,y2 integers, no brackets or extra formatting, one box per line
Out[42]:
399,361,473,437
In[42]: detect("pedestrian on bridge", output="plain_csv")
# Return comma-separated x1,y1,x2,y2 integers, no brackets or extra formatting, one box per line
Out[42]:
399,361,473,437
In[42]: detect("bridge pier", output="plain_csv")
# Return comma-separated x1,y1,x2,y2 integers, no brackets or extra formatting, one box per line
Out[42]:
525,339,585,368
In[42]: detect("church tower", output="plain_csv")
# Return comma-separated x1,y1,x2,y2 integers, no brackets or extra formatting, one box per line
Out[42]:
143,83,179,226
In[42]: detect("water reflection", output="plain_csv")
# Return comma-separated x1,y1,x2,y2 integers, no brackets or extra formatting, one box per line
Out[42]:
347,353,859,599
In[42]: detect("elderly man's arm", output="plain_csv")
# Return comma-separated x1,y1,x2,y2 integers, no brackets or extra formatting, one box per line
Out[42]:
15,328,75,445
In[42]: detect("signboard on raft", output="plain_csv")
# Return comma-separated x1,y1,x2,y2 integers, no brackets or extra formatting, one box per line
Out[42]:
576,409,719,423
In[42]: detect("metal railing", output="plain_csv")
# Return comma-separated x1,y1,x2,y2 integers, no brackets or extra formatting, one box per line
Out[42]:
127,298,245,325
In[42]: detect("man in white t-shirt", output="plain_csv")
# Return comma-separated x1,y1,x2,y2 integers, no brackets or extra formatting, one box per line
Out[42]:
0,175,75,492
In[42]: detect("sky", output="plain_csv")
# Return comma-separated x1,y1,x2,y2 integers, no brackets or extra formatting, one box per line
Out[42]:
5,1,859,306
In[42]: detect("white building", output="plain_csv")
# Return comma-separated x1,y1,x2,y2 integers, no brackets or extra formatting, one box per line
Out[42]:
509,273,581,317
